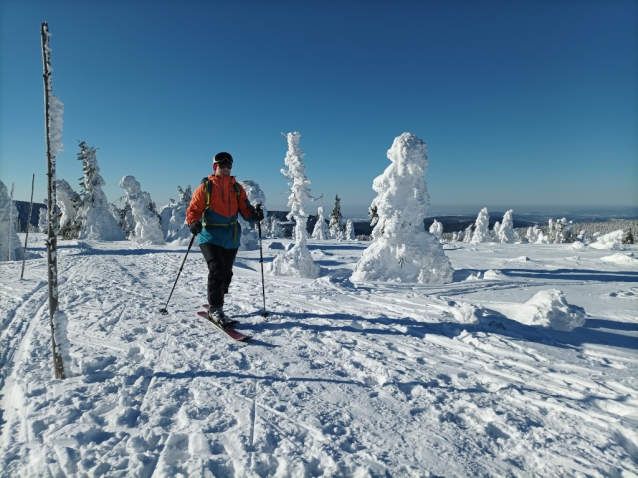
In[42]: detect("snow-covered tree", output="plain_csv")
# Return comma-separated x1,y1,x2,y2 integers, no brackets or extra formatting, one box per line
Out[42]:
471,208,490,243
75,142,125,241
237,180,267,251
270,132,320,278
0,180,23,261
497,210,515,243
429,219,443,241
38,200,48,233
119,175,165,245
56,179,81,240
268,214,285,239
463,224,473,243
311,206,330,240
491,221,501,242
159,185,192,243
344,219,355,240
526,224,540,243
351,132,453,284
329,194,344,240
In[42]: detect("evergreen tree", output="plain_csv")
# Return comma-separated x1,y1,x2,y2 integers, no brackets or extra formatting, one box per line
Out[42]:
329,194,344,240
344,219,355,240
311,206,330,240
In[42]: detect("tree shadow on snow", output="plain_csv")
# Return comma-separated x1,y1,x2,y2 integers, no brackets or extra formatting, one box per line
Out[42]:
239,310,638,351
152,370,361,387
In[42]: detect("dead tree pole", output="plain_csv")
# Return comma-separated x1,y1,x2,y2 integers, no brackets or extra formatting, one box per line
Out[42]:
41,22,65,379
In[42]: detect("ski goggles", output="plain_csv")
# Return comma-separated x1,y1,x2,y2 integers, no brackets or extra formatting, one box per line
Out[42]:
216,161,232,169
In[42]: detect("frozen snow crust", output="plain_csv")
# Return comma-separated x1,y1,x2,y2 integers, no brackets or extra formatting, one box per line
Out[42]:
352,133,453,284
2,234,637,477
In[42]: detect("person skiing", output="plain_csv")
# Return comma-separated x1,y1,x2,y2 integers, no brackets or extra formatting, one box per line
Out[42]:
186,152,264,328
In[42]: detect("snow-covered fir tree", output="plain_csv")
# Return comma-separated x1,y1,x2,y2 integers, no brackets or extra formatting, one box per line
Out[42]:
0,180,23,261
75,141,125,241
159,185,192,243
267,214,285,239
270,132,319,278
368,203,379,226
497,210,515,243
429,219,443,241
119,175,165,245
491,221,501,242
471,207,490,243
329,194,344,240
351,132,453,284
38,200,48,233
463,224,473,243
311,206,330,240
344,219,355,240
55,179,81,240
237,180,267,251
526,224,540,243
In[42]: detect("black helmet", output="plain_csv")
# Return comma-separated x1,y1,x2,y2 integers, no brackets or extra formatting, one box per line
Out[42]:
213,152,233,166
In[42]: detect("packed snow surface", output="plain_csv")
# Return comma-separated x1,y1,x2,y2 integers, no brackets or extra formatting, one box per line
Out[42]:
1,237,637,477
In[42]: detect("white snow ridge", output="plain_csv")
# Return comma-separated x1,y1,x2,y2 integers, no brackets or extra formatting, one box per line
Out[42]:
514,289,586,331
352,132,453,284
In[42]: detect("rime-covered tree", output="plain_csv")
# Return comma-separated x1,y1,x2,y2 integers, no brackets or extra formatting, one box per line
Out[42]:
497,210,515,244
56,179,81,240
268,214,285,239
0,180,23,261
311,206,330,240
344,219,355,240
471,208,490,243
38,199,48,233
159,185,192,243
270,132,319,278
351,132,453,284
429,219,443,241
119,175,165,245
237,180,267,251
329,194,344,240
75,141,125,241
463,224,473,243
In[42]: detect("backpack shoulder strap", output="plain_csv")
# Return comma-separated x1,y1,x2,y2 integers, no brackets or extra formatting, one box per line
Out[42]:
201,177,212,225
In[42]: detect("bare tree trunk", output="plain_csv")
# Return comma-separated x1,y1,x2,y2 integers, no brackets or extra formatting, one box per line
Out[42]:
41,22,65,380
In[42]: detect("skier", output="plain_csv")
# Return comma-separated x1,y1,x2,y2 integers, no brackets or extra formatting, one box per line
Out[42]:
186,152,264,328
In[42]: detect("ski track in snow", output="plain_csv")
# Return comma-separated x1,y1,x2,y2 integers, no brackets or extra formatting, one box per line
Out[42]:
1,235,637,477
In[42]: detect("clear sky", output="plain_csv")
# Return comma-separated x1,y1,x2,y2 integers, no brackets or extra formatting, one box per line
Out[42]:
1,0,636,217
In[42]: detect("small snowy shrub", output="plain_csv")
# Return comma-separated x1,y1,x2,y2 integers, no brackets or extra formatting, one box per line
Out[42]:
514,289,586,331
351,132,453,284
589,230,626,250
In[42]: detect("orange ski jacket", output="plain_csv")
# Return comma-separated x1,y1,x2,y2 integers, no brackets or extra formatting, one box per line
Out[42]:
186,175,254,248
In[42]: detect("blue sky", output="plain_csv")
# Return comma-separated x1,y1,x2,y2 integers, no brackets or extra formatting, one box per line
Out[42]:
1,0,636,217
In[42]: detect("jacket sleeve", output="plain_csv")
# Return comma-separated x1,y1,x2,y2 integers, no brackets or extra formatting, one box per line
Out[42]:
237,185,255,220
186,183,207,225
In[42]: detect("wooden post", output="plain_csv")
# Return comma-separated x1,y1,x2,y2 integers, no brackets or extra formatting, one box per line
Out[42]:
41,22,65,379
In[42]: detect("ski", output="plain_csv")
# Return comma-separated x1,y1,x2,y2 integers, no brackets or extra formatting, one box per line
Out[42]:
198,306,250,342
202,304,238,327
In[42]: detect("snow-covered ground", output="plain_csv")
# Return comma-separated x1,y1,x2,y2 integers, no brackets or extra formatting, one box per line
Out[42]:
1,234,637,477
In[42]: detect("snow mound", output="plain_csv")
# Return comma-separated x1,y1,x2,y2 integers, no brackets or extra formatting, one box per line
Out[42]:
448,301,483,324
600,252,637,264
484,269,505,280
509,256,530,262
268,242,285,250
589,230,625,250
514,289,586,331
570,241,587,250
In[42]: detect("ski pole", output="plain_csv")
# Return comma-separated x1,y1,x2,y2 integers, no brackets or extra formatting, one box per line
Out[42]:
159,233,196,315
256,204,269,317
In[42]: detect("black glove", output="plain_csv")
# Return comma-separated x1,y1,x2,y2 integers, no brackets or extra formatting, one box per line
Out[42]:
189,221,203,235
251,207,264,221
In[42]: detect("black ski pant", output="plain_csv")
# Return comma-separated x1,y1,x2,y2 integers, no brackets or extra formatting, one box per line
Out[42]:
199,243,238,309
